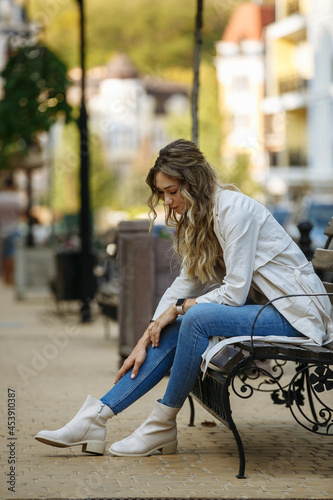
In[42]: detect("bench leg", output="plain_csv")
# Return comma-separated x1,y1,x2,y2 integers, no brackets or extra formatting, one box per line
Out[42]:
187,395,195,426
222,387,246,479
230,417,246,479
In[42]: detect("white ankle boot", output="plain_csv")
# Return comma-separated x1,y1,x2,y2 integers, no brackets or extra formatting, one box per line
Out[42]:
109,400,181,457
35,395,114,455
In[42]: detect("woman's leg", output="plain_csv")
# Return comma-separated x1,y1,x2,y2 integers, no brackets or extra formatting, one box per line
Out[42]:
35,319,183,454
108,302,304,457
100,319,182,414
161,302,304,408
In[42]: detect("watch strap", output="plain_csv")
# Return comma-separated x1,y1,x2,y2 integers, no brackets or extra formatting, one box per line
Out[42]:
176,298,186,315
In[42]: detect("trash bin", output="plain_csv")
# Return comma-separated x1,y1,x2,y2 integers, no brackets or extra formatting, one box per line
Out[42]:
118,220,180,361
54,250,97,301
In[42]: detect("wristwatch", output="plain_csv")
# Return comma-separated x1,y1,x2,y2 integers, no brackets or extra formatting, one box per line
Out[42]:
176,298,186,315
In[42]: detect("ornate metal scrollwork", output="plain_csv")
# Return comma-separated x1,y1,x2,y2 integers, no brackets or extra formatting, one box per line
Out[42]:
309,366,333,393
231,359,333,436
232,359,287,401
288,363,333,435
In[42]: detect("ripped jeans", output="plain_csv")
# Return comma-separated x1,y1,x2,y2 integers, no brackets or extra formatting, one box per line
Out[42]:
100,303,304,413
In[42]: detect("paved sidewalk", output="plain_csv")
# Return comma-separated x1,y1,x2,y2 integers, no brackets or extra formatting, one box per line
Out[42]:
0,282,332,500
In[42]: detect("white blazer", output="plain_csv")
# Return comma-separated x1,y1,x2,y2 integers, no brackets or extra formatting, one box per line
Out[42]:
152,189,333,374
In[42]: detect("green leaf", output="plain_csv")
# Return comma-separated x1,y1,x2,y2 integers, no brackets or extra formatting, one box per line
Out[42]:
0,44,72,168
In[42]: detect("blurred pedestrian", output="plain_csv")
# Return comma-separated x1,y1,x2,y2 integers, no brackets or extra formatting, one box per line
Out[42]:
0,176,24,285
35,139,333,458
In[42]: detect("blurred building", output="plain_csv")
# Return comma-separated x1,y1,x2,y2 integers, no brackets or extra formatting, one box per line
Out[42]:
68,53,189,180
0,0,38,98
263,0,333,201
215,2,275,182
216,0,333,204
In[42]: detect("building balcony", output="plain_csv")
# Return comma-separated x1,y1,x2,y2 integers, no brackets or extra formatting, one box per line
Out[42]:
289,149,307,166
278,76,308,94
287,0,300,16
269,149,308,168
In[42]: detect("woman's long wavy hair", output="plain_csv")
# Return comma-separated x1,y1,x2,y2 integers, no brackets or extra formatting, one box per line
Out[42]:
146,139,236,283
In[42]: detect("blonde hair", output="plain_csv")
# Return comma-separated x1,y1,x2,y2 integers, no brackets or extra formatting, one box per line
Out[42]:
146,139,236,283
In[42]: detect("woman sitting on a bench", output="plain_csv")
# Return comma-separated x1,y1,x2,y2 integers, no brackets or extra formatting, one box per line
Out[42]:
35,138,332,457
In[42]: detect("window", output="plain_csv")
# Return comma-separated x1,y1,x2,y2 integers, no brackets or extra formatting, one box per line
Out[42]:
234,114,251,130
232,76,250,92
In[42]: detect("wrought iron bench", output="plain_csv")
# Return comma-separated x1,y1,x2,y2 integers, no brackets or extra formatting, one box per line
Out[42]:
189,217,333,478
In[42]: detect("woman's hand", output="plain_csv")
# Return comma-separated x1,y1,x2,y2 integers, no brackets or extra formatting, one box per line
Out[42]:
114,299,196,382
148,304,178,348
114,336,149,383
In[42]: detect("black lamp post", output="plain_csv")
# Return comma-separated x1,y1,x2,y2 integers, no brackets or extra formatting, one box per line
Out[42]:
192,0,203,145
77,0,94,322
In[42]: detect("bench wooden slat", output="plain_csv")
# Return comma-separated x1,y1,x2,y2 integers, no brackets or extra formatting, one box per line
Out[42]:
324,217,333,237
323,281,333,292
323,282,333,304
255,342,317,359
191,372,230,428
234,340,333,361
312,248,333,271
296,343,333,358
235,340,310,357
234,341,280,356
324,341,333,351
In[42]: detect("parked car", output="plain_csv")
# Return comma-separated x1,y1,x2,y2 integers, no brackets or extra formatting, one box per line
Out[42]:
267,204,292,227
285,200,333,250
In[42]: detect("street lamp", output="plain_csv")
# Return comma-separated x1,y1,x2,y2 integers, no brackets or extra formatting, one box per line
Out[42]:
192,0,203,145
76,0,94,322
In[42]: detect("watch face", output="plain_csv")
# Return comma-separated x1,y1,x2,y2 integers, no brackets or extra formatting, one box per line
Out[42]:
176,298,186,307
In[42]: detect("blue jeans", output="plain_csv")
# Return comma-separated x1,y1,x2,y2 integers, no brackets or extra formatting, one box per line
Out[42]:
2,230,19,258
100,303,304,413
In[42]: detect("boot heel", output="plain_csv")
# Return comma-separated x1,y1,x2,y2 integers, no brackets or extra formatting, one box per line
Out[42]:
160,440,177,455
82,441,106,455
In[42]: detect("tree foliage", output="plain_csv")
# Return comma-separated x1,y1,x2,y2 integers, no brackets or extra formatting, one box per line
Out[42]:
0,44,72,167
166,62,222,168
29,0,245,72
25,0,261,213
222,153,263,197
51,122,118,217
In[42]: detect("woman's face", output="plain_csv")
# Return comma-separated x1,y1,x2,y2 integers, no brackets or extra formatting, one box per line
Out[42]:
155,172,186,215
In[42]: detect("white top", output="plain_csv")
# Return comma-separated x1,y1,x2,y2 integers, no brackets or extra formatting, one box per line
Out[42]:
152,189,333,375
0,191,23,237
